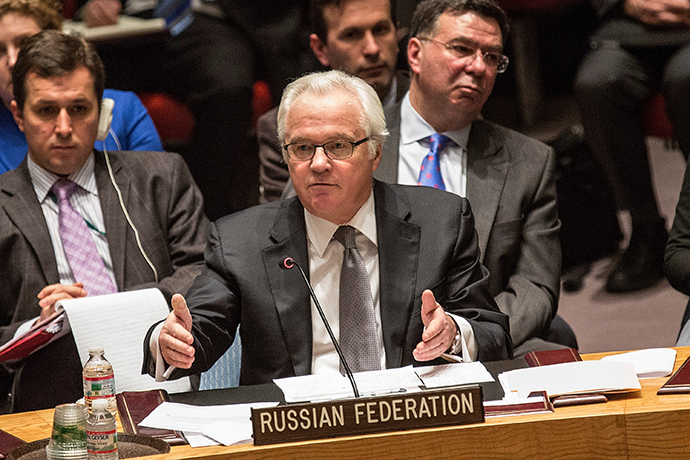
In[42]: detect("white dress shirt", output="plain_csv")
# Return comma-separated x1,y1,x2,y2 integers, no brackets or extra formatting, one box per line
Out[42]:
305,191,477,375
14,154,117,339
28,154,117,288
397,93,470,197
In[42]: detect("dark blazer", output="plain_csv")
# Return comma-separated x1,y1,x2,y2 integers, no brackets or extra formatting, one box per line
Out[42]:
0,150,209,413
374,104,561,353
159,180,512,384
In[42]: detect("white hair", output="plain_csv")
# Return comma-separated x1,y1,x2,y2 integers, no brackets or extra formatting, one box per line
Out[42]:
277,70,389,161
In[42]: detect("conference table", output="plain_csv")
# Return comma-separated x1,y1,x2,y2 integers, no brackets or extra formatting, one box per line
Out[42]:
4,348,690,459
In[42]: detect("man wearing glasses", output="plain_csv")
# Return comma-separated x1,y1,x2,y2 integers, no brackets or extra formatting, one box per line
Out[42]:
374,0,576,356
146,70,511,384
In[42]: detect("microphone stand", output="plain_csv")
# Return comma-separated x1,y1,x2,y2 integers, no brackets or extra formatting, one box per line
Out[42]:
283,257,360,398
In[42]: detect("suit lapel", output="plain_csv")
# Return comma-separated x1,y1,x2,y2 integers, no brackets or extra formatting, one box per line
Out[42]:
466,120,510,257
0,162,59,283
263,198,313,376
94,151,129,289
374,182,420,368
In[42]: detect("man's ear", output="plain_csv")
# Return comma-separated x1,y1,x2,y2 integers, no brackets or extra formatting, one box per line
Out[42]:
10,100,25,133
407,37,423,75
371,144,382,172
309,33,331,67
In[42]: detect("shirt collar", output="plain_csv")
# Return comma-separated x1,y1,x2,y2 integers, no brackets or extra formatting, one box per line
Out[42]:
400,92,471,150
304,190,377,258
28,152,98,203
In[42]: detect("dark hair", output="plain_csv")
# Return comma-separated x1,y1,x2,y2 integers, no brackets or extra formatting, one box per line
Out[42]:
12,30,105,110
310,0,397,43
0,0,63,30
410,0,509,45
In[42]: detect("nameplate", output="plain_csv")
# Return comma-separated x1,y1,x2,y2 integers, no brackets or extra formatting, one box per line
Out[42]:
251,385,484,446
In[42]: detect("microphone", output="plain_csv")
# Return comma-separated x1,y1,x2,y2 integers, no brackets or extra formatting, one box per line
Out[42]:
280,256,360,398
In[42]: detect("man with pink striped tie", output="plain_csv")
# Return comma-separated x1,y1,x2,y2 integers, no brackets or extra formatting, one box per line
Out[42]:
0,30,208,414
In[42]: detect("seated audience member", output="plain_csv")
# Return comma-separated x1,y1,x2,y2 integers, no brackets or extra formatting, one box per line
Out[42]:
0,30,208,413
258,0,408,203
0,0,163,175
145,70,512,384
574,0,690,293
665,161,690,345
82,0,320,220
373,0,576,356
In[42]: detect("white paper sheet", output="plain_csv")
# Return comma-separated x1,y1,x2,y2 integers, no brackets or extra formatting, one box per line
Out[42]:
139,401,278,446
499,360,641,399
414,362,494,389
274,366,423,402
601,348,677,378
58,288,191,394
63,16,166,42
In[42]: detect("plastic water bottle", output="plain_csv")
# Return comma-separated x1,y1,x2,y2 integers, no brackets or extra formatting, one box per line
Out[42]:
83,345,117,415
86,399,118,460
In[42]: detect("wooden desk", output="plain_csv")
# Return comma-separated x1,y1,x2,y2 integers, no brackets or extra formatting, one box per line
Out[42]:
4,348,690,460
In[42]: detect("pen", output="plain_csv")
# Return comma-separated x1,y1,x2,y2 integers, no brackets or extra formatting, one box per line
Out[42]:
163,365,176,379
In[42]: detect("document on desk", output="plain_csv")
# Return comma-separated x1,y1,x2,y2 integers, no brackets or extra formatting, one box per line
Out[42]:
58,288,192,394
600,348,676,378
499,360,641,399
274,366,423,402
415,362,494,389
139,401,278,446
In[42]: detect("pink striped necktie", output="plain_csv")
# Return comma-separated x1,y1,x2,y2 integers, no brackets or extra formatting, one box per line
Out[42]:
51,179,117,296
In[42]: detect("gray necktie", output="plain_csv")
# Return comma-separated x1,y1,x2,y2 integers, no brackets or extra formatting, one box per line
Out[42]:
333,225,381,374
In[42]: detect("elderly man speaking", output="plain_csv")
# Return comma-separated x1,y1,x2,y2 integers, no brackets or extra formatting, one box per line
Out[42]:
146,70,511,384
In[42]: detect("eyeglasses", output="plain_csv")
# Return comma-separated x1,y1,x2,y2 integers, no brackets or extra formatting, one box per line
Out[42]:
418,37,509,73
283,137,370,161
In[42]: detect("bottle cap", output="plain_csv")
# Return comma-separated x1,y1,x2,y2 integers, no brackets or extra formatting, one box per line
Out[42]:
88,345,104,354
92,399,109,411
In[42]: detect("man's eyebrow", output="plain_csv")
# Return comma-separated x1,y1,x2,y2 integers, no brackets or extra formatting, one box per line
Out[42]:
448,35,503,52
32,96,93,105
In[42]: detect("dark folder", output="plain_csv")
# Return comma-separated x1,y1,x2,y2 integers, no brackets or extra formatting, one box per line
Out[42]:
116,389,186,445
658,354,690,395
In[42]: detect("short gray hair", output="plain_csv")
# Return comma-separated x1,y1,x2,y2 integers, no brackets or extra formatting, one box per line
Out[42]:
277,70,389,161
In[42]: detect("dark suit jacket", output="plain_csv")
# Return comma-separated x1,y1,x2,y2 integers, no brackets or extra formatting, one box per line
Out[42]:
0,150,209,413
374,104,561,353
257,70,411,203
159,180,511,384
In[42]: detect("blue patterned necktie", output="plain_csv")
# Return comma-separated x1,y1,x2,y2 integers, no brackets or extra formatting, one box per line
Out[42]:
51,179,117,296
418,133,453,191
333,225,381,374
154,0,193,36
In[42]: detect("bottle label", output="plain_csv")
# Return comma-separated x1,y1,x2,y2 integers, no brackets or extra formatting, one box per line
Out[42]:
86,428,117,454
83,374,116,400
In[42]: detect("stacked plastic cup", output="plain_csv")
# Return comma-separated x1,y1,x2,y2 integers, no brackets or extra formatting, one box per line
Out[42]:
46,403,88,460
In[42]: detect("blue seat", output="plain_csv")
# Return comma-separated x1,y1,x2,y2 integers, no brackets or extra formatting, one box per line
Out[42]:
199,334,241,390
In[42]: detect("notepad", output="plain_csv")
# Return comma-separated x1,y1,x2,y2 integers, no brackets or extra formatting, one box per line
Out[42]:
58,288,191,394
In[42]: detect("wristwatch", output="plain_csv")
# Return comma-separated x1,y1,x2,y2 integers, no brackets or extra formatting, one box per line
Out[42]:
448,321,462,354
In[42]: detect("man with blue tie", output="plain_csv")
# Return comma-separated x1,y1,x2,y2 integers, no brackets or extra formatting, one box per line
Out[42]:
374,0,576,356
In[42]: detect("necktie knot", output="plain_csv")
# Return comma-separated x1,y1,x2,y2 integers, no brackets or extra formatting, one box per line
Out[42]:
333,225,356,250
418,133,452,190
428,133,453,156
51,179,78,203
